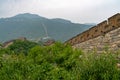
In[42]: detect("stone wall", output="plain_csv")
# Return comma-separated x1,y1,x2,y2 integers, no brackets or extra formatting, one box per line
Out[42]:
73,27,120,52
65,13,120,47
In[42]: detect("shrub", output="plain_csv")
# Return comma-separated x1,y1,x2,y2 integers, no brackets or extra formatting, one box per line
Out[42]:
0,42,119,80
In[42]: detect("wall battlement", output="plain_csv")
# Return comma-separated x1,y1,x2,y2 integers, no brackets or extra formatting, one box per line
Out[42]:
65,13,120,46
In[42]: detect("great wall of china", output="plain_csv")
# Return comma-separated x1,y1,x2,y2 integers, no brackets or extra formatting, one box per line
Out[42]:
65,13,120,52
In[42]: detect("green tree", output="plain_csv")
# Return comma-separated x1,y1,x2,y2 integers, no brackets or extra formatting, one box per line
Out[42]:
8,40,38,55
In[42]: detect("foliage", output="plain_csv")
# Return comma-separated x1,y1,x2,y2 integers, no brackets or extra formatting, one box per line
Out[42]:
0,42,119,80
8,40,38,55
0,43,2,46
74,53,119,80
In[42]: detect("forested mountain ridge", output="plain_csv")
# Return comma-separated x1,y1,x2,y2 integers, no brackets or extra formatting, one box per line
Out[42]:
0,13,93,42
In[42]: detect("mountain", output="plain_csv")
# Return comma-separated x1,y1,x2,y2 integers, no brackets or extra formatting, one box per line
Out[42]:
84,23,96,25
0,13,93,43
51,18,72,23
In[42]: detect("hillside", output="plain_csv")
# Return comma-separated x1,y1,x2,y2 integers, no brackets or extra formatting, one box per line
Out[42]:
0,13,93,43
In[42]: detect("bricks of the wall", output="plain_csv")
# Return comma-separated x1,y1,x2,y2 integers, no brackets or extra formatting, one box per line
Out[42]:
108,13,120,29
73,27,120,52
65,13,120,47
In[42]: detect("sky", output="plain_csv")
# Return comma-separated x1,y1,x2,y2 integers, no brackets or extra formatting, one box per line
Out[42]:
0,0,120,23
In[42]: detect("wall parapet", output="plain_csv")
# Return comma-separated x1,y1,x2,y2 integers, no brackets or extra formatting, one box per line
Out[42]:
65,13,120,46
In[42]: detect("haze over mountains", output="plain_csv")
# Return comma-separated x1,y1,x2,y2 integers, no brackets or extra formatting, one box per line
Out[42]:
0,13,94,43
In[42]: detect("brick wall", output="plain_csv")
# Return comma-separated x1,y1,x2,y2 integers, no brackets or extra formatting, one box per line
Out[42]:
65,13,120,48
73,27,120,52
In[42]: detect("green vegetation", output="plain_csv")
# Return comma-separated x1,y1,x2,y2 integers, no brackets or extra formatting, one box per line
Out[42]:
0,40,120,80
8,40,38,55
0,42,2,47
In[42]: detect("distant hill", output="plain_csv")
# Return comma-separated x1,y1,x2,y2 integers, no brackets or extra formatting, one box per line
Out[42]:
0,13,93,43
84,23,96,25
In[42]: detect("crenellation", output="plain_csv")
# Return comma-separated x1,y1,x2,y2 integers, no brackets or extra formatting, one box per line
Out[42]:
108,13,120,27
65,13,120,47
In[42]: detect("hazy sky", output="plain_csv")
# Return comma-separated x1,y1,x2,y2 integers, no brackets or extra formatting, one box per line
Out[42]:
0,0,120,23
